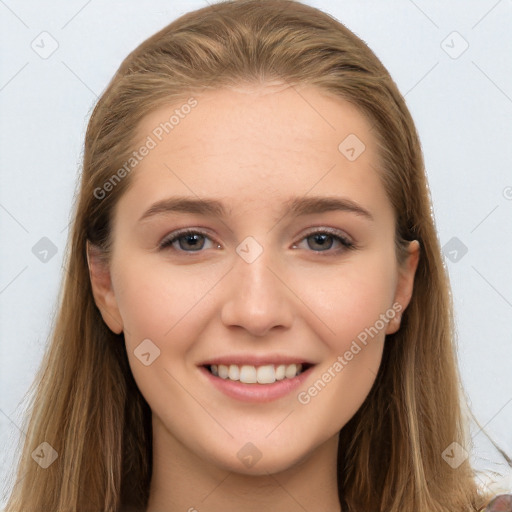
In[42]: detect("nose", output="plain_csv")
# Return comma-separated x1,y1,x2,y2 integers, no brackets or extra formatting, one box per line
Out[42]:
220,243,294,337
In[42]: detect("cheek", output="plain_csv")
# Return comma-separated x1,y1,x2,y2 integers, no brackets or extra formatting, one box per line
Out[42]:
298,253,397,420
112,259,222,410
295,252,397,354
294,260,395,429
113,257,221,348
111,257,235,398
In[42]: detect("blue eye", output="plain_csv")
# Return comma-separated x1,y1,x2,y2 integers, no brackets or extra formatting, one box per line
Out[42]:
159,228,355,254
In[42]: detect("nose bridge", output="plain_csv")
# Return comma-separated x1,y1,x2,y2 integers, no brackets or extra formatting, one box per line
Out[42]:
220,235,293,335
235,237,278,296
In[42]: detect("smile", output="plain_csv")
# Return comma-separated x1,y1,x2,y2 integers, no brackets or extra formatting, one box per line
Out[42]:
199,362,315,403
207,363,310,383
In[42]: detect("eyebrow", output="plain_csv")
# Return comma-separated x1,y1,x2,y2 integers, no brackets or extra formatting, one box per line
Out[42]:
138,195,374,222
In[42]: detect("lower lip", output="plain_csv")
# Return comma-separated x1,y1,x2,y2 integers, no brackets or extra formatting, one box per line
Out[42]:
198,365,314,403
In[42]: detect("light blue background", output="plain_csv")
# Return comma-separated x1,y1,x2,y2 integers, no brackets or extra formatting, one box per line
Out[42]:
1,0,511,505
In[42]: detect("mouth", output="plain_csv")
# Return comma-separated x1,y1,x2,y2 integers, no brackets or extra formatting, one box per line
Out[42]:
203,362,314,384
198,361,316,403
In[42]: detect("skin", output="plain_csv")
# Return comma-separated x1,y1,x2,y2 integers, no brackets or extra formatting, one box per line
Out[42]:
87,82,420,512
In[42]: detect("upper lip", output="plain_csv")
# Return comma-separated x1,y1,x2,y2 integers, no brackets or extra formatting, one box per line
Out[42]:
198,355,316,367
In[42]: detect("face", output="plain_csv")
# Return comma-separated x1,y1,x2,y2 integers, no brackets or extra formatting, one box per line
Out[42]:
88,83,419,476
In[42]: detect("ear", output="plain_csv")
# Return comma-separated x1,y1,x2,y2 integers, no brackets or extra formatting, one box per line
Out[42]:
386,240,420,335
86,240,124,334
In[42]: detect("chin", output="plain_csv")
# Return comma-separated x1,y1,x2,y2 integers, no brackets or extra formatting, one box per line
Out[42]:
204,438,315,477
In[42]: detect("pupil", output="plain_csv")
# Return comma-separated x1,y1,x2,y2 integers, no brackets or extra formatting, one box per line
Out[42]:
310,234,332,250
183,234,203,250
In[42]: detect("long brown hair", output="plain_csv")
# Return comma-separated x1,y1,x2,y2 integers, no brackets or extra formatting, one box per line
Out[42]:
5,0,497,510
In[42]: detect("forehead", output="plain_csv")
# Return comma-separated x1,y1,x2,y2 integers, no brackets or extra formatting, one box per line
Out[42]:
115,84,393,226
135,83,373,155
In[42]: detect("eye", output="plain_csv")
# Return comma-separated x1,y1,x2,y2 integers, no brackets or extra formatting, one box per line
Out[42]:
159,229,217,252
159,227,356,254
293,228,355,254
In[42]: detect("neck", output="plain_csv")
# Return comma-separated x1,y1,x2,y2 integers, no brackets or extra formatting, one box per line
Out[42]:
145,415,342,512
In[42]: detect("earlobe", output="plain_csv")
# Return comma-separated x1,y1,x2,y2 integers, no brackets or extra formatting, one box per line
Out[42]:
386,240,420,335
86,240,124,334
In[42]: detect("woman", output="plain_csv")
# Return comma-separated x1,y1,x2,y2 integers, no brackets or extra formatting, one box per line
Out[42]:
5,0,510,510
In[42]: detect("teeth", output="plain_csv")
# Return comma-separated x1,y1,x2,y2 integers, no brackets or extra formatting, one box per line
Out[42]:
218,364,228,379
210,363,304,383
285,363,297,379
256,365,275,384
228,364,240,380
240,365,257,383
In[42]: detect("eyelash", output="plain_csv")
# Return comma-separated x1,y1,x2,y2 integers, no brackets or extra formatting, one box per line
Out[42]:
158,227,356,255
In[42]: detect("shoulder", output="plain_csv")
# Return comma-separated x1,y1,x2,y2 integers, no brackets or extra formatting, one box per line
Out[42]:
481,493,512,511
